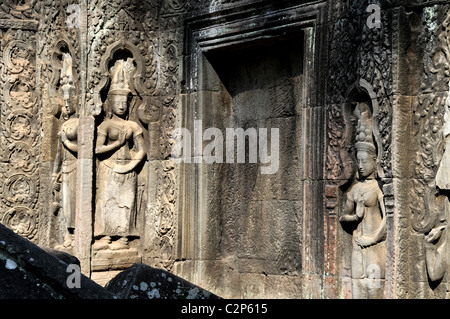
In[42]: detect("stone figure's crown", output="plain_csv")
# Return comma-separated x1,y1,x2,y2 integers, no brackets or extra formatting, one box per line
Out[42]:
108,58,135,96
355,110,376,154
61,52,75,100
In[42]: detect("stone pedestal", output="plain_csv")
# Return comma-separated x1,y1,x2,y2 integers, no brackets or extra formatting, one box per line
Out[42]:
91,248,142,286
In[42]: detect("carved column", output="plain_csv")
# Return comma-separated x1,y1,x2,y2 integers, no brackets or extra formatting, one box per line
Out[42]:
73,0,93,275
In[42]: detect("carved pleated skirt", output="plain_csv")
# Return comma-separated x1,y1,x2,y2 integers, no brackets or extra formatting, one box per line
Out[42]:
94,161,138,238
61,159,77,230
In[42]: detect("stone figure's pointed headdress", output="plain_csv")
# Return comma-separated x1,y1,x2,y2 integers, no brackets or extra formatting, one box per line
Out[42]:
355,110,376,155
61,52,75,100
108,58,135,96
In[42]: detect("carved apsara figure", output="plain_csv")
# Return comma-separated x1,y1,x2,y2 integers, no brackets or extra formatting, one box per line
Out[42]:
54,52,79,250
339,108,387,299
93,58,146,250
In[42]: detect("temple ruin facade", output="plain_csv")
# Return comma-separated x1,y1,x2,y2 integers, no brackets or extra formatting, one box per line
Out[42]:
1,0,450,299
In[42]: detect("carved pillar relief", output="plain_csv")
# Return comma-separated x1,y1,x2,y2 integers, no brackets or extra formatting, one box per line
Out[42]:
148,0,186,271
0,29,40,242
0,0,40,244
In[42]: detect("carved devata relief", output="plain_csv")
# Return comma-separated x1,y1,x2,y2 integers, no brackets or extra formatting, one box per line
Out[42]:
50,40,79,252
339,88,387,299
0,29,40,242
93,57,145,251
0,0,179,275
89,41,152,271
49,39,153,269
43,0,178,272
0,0,179,276
87,0,179,271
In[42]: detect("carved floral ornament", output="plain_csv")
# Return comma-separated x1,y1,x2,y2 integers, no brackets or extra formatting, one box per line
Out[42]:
3,40,33,74
161,0,186,14
0,29,40,242
0,0,38,20
3,174,37,206
2,207,37,239
4,0,32,11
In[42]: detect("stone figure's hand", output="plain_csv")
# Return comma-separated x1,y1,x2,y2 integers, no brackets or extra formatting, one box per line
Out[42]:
60,131,67,143
118,130,128,146
425,225,446,244
51,173,61,192
53,182,61,193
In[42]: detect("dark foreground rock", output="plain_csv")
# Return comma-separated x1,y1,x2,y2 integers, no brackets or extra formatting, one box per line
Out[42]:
41,247,81,267
105,263,221,299
0,223,114,299
0,223,219,299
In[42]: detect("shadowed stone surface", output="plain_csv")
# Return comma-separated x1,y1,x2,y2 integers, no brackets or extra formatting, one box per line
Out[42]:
0,223,219,299
0,223,114,299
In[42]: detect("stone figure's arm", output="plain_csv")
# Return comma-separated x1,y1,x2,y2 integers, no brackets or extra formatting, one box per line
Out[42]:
425,226,447,282
95,129,125,155
354,191,387,248
112,130,146,174
52,133,63,193
51,131,64,214
53,132,63,180
133,130,146,161
372,191,387,242
60,130,78,153
339,190,359,223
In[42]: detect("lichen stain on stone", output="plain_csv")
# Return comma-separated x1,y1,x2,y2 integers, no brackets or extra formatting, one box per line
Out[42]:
187,287,199,299
139,282,148,291
147,288,160,299
5,259,17,270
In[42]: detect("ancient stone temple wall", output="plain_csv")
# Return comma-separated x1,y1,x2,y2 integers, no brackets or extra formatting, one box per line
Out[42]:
2,0,450,299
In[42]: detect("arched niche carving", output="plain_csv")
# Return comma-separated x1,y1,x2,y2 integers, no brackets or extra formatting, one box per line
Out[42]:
93,40,153,124
342,79,384,184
